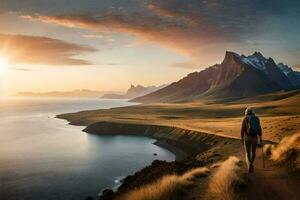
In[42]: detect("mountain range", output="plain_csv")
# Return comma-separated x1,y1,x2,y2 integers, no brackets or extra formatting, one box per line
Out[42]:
102,84,167,99
132,51,300,103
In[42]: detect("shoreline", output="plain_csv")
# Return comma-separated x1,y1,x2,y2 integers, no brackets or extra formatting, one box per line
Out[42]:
153,139,188,161
57,116,241,161
57,116,243,199
59,118,191,160
81,121,227,159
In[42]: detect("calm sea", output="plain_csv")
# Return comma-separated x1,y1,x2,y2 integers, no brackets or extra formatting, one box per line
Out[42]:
0,97,175,200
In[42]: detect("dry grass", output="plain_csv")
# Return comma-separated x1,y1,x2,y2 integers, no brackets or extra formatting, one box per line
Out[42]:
268,132,300,171
116,167,209,200
205,156,243,200
210,162,222,169
270,132,300,161
263,144,275,156
181,167,210,181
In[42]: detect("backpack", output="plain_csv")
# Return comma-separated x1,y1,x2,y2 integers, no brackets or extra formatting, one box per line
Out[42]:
247,115,260,136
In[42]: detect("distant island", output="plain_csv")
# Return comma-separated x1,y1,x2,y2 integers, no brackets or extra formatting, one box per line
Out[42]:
102,84,167,99
15,89,122,98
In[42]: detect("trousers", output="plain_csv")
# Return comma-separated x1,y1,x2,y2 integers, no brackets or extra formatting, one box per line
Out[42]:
244,136,258,167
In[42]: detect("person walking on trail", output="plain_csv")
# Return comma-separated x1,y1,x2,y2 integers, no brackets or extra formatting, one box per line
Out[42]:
241,107,262,173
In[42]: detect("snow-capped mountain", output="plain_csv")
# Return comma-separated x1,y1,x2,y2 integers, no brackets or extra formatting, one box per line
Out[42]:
278,63,294,75
132,51,300,103
238,52,299,89
277,63,300,87
241,52,300,84
241,52,268,72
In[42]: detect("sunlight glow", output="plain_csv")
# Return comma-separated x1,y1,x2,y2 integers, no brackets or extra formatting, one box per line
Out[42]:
0,56,8,74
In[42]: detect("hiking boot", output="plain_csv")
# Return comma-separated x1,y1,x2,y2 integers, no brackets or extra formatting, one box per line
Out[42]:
249,165,254,173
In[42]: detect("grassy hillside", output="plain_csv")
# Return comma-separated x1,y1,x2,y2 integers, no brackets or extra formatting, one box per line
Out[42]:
58,90,300,142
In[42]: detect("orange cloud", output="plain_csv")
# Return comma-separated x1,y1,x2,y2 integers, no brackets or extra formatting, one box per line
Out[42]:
22,13,230,66
21,0,266,67
0,34,97,66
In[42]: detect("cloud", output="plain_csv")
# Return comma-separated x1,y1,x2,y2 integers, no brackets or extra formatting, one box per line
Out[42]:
83,34,105,39
10,67,32,71
83,34,115,42
97,62,137,66
0,33,97,65
18,0,300,66
21,12,233,65
98,63,122,66
20,0,254,57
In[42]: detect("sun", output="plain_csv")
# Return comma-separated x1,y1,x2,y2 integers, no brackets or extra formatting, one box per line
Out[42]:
0,56,8,74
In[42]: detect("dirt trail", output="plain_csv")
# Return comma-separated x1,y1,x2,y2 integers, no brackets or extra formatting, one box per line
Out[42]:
184,146,300,200
184,169,212,200
239,146,300,200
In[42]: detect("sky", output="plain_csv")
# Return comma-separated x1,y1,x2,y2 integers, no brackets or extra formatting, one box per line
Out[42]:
0,0,300,95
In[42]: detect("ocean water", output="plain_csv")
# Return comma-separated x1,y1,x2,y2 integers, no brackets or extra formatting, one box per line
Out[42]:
0,97,175,200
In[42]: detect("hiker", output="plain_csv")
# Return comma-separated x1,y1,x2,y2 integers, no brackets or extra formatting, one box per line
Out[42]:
241,107,262,173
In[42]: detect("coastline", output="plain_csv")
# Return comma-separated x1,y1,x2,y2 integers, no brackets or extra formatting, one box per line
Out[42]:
56,113,243,162
81,122,203,160
65,120,239,161
56,115,244,199
87,123,190,160
153,139,188,161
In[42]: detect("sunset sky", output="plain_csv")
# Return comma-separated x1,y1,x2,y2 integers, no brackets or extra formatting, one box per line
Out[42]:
0,0,300,95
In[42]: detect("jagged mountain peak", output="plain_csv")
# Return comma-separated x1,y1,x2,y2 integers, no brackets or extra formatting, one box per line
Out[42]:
223,51,241,63
277,63,293,75
221,52,297,84
252,51,265,59
241,53,267,72
267,57,276,64
224,51,240,58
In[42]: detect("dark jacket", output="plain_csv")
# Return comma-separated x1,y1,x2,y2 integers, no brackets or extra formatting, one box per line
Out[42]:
241,114,262,140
